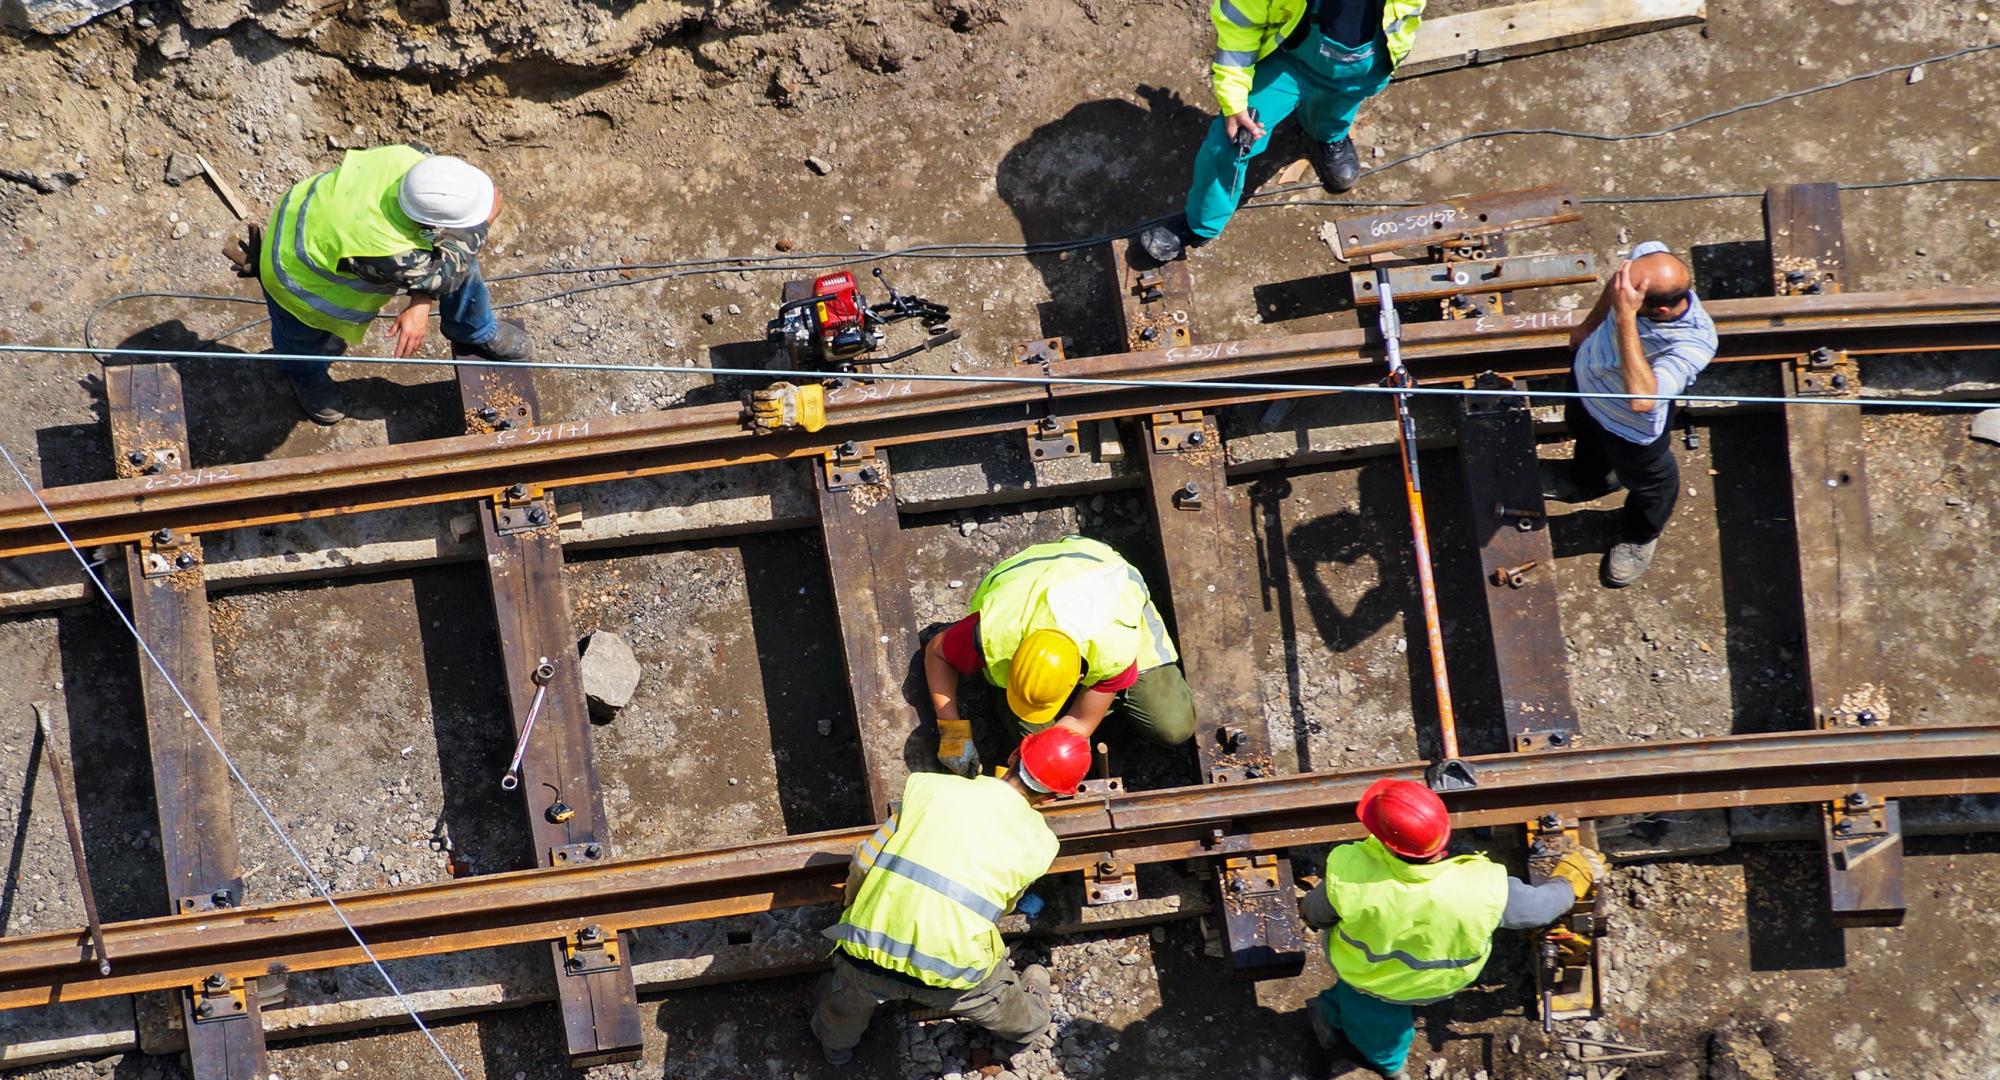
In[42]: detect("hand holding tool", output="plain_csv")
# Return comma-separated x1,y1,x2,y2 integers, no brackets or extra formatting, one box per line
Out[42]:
1549,847,1606,900
747,381,827,434
500,658,556,791
934,717,982,778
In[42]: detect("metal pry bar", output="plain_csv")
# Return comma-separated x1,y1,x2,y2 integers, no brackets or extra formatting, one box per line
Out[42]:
33,702,111,975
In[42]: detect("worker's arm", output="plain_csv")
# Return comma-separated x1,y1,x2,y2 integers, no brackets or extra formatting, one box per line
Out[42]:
925,621,983,776
1498,877,1578,930
1207,0,1268,138
844,811,899,901
923,631,965,724
392,292,436,359
1056,688,1115,740
1299,881,1339,930
1568,276,1615,352
1607,263,1659,413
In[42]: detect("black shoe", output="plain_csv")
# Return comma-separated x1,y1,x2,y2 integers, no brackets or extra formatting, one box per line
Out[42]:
1539,460,1618,504
1309,136,1362,194
454,319,534,362
1138,215,1206,263
289,371,346,425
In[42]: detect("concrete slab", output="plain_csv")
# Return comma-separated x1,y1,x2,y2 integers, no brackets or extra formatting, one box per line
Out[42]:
1728,795,2000,842
1595,809,1734,861
0,994,137,1068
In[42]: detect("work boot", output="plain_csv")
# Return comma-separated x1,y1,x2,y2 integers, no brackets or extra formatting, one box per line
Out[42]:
455,318,534,362
1137,215,1206,263
1021,963,1051,1002
1539,460,1618,504
1603,538,1659,587
1309,136,1362,194
288,370,346,425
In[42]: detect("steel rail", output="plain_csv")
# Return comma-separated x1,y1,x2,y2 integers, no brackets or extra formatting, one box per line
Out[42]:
1,723,1995,1010
1,289,1998,558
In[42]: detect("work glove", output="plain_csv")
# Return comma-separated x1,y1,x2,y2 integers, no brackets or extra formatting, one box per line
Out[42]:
747,381,826,434
935,718,981,778
1549,847,1606,901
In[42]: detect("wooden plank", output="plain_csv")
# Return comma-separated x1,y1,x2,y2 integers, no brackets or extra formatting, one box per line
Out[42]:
1766,183,1905,927
1110,239,1305,982
813,453,924,820
1452,374,1579,752
1397,0,1707,79
458,366,644,1067
104,363,267,1080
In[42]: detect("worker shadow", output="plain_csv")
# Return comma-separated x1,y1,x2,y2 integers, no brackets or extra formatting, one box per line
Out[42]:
1252,270,1361,324
1706,414,1806,734
993,86,1215,351
1690,240,1773,301
684,339,775,407
0,716,43,936
48,603,173,923
1270,456,1488,766
1737,845,1846,970
408,568,537,875
97,321,465,466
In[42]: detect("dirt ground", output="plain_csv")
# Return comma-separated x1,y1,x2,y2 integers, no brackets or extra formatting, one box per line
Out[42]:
4,0,2000,1077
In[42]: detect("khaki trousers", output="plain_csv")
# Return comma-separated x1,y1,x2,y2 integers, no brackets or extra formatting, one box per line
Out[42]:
810,952,1049,1052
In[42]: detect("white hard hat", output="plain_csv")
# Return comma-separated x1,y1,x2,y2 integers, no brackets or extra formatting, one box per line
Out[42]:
397,155,495,229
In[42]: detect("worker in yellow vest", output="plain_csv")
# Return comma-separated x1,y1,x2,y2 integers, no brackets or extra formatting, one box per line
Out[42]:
810,727,1094,1065
923,536,1196,777
255,145,532,425
1303,779,1603,1078
1139,0,1425,262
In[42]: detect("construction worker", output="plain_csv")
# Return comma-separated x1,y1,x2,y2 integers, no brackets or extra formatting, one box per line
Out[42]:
1138,0,1426,263
257,145,532,425
1302,779,1602,1079
1541,242,1718,586
924,536,1195,777
810,727,1093,1064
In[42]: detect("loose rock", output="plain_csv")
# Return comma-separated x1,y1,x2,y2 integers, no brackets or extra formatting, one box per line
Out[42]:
580,629,642,721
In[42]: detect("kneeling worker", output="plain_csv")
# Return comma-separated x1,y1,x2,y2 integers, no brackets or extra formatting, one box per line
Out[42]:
1139,0,1426,262
257,144,532,424
811,727,1093,1065
1304,779,1602,1079
925,536,1195,777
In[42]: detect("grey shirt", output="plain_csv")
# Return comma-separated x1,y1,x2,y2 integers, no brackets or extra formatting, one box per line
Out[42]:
1301,873,1576,932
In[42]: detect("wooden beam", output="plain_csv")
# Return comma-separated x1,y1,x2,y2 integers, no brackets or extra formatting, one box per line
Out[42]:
104,363,267,1080
813,450,925,820
457,366,644,1067
1766,182,1905,928
1114,241,1306,982
1398,0,1706,79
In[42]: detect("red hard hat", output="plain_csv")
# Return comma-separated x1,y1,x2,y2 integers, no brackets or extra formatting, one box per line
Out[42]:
1357,778,1451,859
1015,728,1093,796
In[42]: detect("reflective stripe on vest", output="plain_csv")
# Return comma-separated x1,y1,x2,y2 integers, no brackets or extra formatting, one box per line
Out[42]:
259,146,431,345
831,773,1058,990
1207,0,1425,114
1322,837,1509,1005
968,537,1177,689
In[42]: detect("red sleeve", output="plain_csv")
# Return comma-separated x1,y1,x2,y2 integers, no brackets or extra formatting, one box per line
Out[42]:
1087,662,1140,694
937,614,982,675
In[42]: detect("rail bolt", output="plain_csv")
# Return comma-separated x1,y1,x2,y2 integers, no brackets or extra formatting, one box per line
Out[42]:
195,1001,214,1018
126,451,147,466
1186,430,1206,448
204,972,228,991
584,843,602,860
211,888,233,907
175,552,196,570
1846,791,1870,809
1038,416,1063,435
527,506,550,526
1096,859,1117,877
838,440,860,458
580,925,603,943
1833,818,1855,836
478,406,500,423
506,483,529,501
858,465,883,485
151,528,174,545
1547,732,1567,747
1539,813,1563,830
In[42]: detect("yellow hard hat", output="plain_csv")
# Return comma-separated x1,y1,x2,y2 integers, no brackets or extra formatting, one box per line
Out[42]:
1005,628,1082,727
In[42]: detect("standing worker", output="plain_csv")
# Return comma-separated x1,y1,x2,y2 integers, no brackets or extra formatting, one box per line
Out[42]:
810,727,1093,1065
1303,779,1601,1079
1541,242,1717,586
254,144,531,424
1138,0,1425,263
924,536,1195,778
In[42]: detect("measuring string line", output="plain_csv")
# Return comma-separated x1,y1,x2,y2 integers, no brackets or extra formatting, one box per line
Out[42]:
5,343,1996,414
0,441,471,1080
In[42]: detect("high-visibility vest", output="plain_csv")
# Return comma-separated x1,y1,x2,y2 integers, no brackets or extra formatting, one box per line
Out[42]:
259,145,433,345
828,773,1058,990
1322,836,1509,1004
968,537,1178,691
1207,0,1426,115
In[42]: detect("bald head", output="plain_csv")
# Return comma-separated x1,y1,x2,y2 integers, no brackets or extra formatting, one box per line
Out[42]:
1630,251,1692,320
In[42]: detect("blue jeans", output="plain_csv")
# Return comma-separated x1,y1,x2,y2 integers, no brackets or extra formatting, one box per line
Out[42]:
1312,981,1416,1075
1184,41,1393,239
263,262,499,383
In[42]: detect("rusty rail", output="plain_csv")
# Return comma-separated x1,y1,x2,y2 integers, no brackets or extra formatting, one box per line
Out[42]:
2,723,1996,1011
3,289,1999,558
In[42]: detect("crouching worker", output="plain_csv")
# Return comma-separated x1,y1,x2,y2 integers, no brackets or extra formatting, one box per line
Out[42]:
1303,779,1603,1078
810,728,1095,1066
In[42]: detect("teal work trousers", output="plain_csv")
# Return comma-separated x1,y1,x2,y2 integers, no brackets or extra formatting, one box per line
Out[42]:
1312,980,1416,1075
1183,43,1393,240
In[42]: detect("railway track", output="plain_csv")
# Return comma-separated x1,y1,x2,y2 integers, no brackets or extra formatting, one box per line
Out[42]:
4,183,1996,1074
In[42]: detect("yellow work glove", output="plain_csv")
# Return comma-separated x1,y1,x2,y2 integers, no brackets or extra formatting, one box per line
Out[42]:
747,381,826,434
1549,847,1606,900
935,718,981,778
